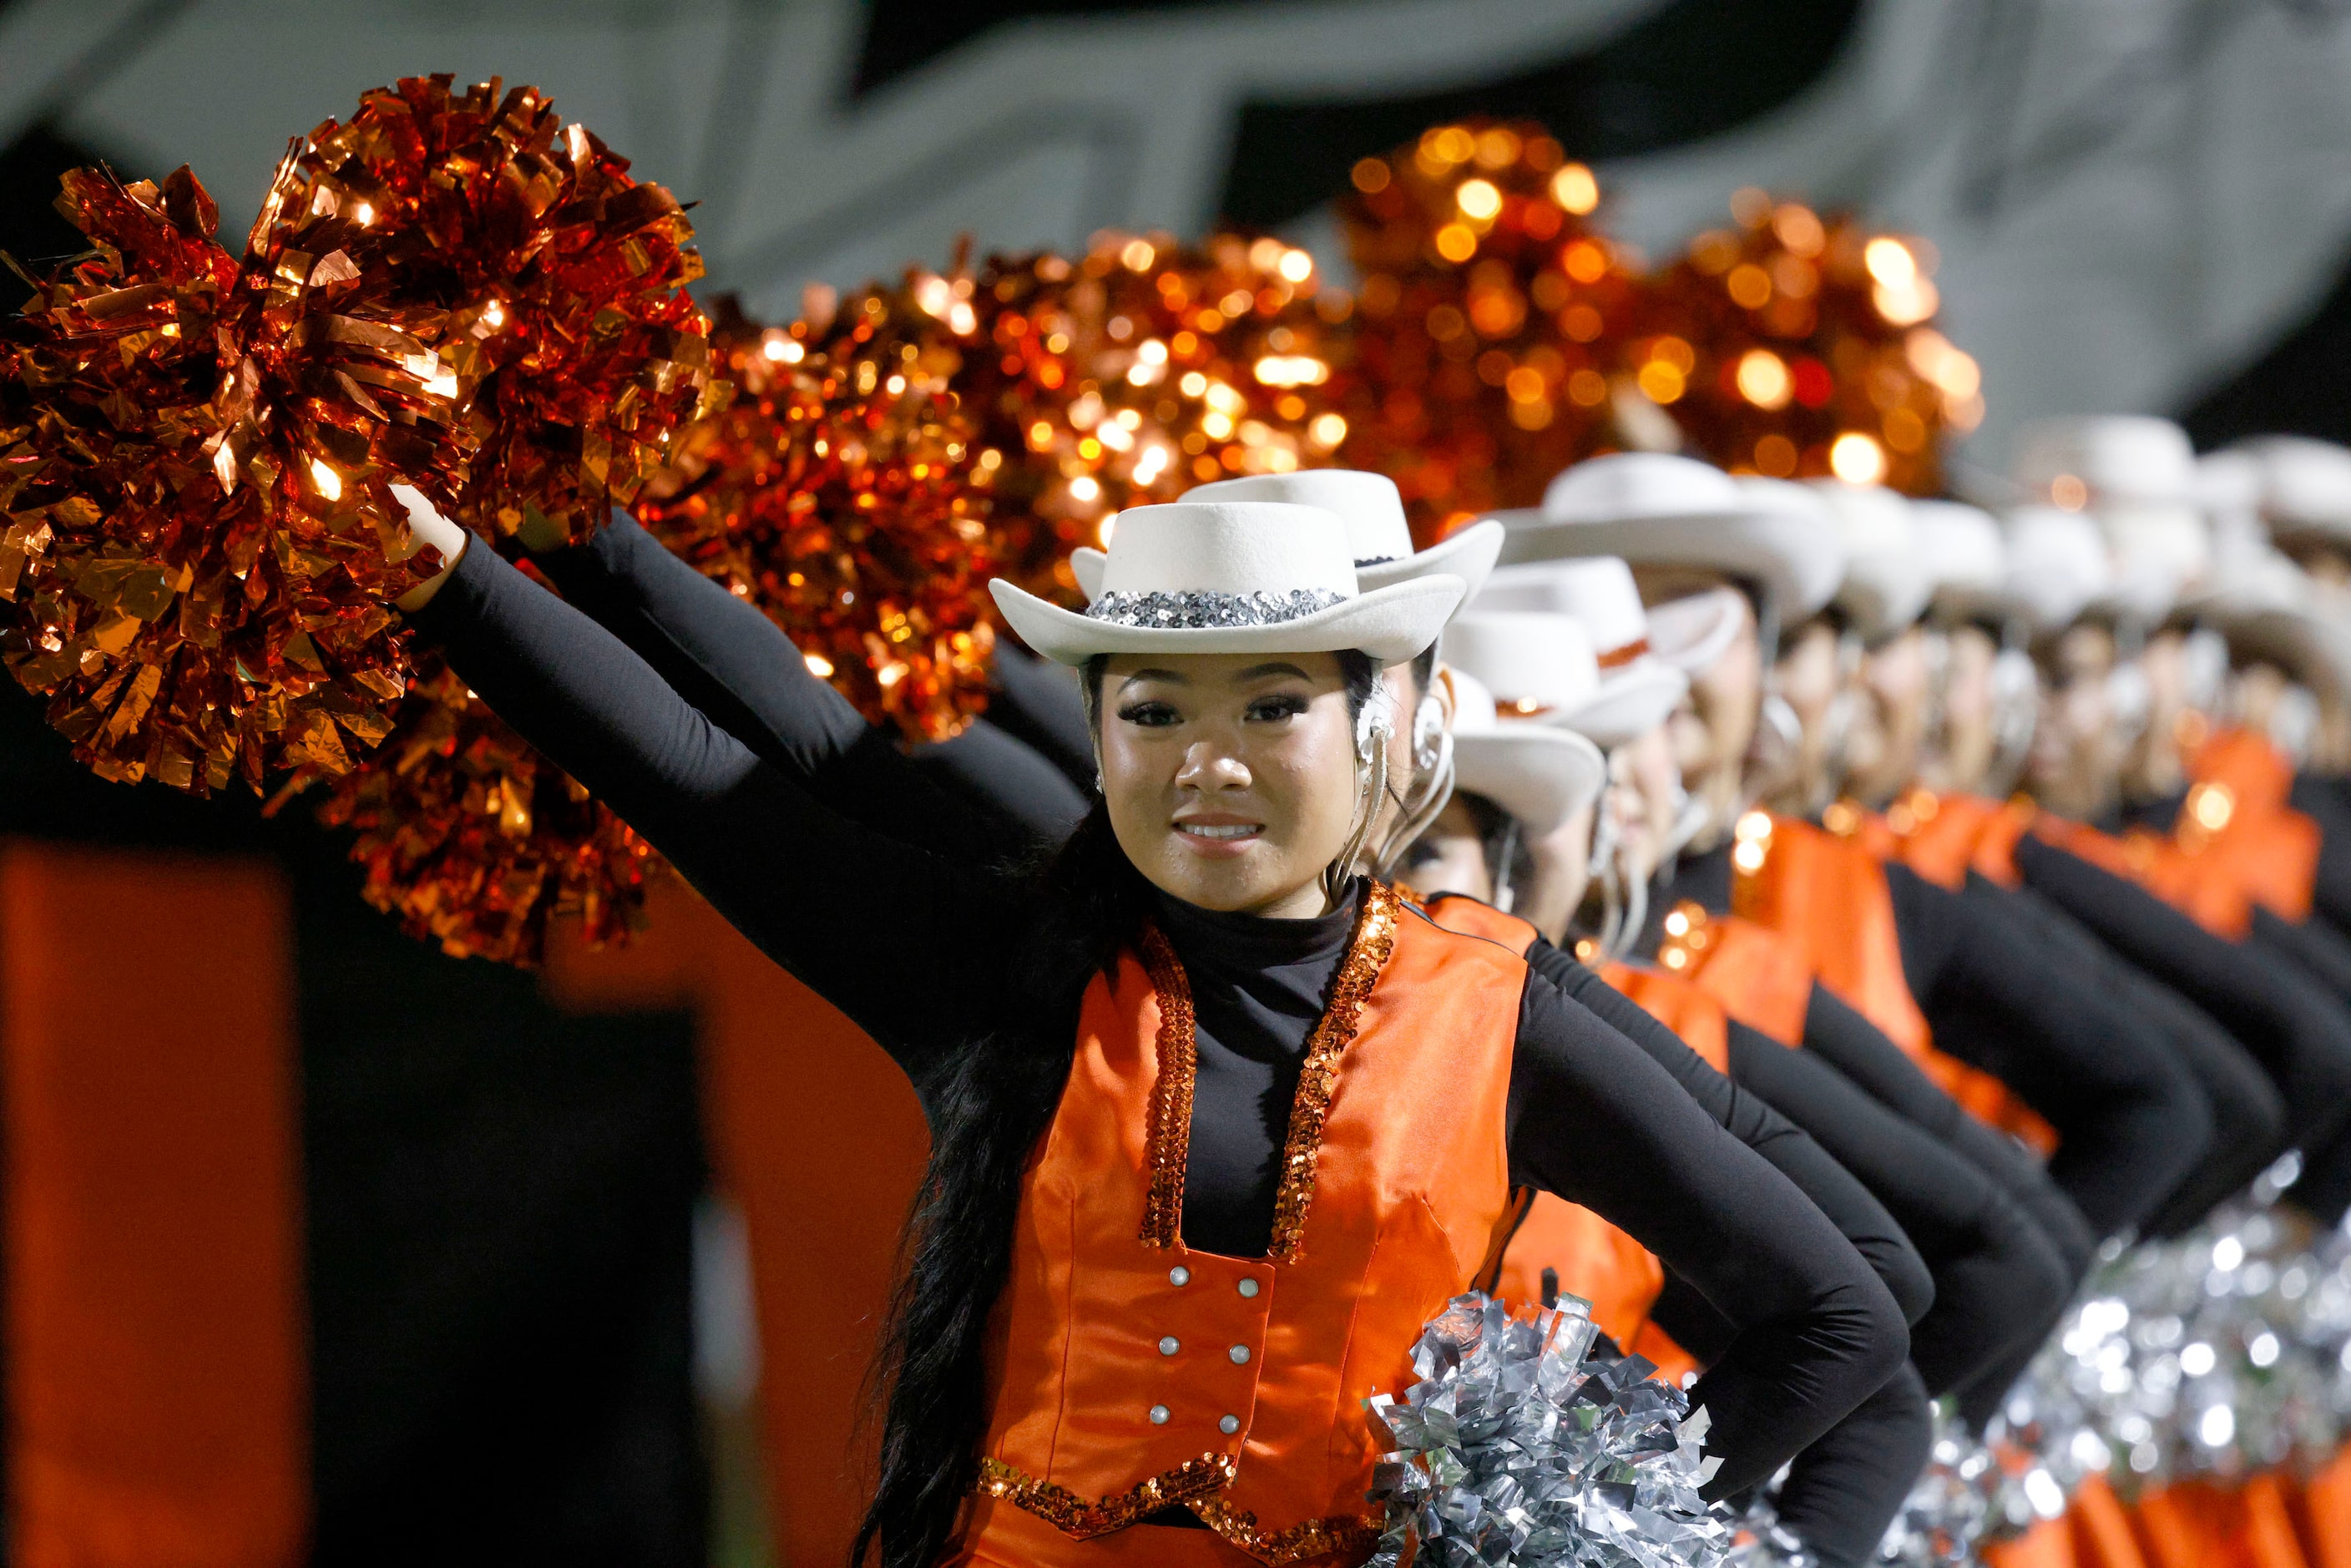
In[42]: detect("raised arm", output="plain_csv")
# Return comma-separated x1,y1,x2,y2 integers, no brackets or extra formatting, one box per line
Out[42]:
404,540,1027,1088
533,515,1064,861
1508,968,1909,1500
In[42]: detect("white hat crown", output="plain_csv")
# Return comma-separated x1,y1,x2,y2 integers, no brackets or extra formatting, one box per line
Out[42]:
2242,437,2351,534
1095,501,1356,599
2001,505,2111,630
1541,452,1747,524
2014,415,2197,505
1185,471,1415,565
991,499,1464,665
1475,558,1650,659
1909,499,2005,599
1443,612,1602,712
1810,480,1931,635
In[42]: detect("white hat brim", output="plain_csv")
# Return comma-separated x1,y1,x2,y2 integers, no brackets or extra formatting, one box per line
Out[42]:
1488,507,1844,625
1452,727,1606,837
1356,520,1504,600
1644,589,1745,675
990,574,1466,666
1072,520,1504,608
1546,659,1688,748
1838,569,1935,644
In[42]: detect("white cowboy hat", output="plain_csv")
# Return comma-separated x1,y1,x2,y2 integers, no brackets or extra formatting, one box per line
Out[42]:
2010,414,2209,623
1069,470,1504,606
1641,587,1748,677
1441,609,1689,749
990,501,1463,665
1471,557,1692,740
2012,415,2198,507
1483,453,1845,627
2236,436,2351,545
1808,480,1934,641
1999,505,2113,635
1443,666,1607,836
1909,498,2009,623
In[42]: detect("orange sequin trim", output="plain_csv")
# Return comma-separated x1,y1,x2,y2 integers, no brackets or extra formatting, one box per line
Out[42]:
1267,882,1400,1264
974,1453,1235,1537
1137,925,1197,1249
1192,1495,1383,1563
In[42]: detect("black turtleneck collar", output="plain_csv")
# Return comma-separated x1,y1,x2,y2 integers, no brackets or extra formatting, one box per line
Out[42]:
1150,878,1363,973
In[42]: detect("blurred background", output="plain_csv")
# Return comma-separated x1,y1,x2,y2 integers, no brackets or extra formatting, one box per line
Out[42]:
7,2,2351,1564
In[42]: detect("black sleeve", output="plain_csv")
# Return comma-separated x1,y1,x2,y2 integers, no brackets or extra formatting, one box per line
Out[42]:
1799,982,2098,1285
1726,1029,2069,1398
983,642,1098,791
2013,834,2351,1156
2290,774,2351,943
1521,939,1932,1328
532,516,1032,866
1988,882,2287,1237
1772,1361,1934,1568
407,543,1028,1095
904,718,1090,848
2252,905,2351,1007
1509,969,1910,1499
1883,859,2212,1236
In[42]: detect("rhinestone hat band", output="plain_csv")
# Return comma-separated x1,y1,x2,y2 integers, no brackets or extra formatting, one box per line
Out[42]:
1087,589,1346,630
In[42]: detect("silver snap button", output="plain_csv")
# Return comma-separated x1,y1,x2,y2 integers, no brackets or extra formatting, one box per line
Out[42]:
1237,1277,1261,1298
1149,1404,1170,1425
1158,1336,1180,1357
1229,1344,1251,1365
1220,1414,1241,1435
1169,1266,1191,1287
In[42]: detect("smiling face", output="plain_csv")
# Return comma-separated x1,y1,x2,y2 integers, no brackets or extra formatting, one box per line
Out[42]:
1097,650,1365,917
1607,724,1681,886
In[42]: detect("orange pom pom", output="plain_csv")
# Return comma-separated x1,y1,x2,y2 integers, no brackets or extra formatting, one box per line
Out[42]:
1338,120,1646,540
1643,197,1972,494
635,283,997,742
956,230,1350,603
289,660,663,967
259,74,723,546
2,164,458,792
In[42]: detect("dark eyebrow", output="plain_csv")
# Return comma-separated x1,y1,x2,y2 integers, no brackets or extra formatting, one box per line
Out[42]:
1236,662,1314,682
1115,667,1189,691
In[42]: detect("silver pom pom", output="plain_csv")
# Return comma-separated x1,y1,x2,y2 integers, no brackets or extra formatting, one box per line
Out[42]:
1364,1292,1734,1568
1875,1403,1999,1568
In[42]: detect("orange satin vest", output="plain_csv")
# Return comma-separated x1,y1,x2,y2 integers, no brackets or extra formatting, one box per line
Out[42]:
1416,895,1701,1386
2009,729,2320,940
1650,901,1814,1047
1868,790,2036,893
966,884,1520,1564
1734,811,2058,1153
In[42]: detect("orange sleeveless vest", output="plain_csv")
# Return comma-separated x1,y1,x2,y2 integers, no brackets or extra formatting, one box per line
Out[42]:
1651,900,1814,1046
965,885,1521,1563
1734,812,2059,1153
1413,896,1703,1387
2016,729,2318,940
1871,790,2035,893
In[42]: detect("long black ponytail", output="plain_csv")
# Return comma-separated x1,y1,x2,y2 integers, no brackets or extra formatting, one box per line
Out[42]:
850,648,1383,1567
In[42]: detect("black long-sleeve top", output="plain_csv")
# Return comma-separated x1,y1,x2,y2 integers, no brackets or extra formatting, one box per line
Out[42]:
1878,858,2214,1237
535,522,1934,1318
1979,881,2287,1235
2010,834,2351,1163
537,518,1932,1548
410,539,1905,1500
1652,850,2098,1277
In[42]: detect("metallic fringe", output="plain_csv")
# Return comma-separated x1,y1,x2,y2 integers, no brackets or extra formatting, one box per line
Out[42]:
1137,924,1197,1249
1268,882,1401,1264
974,1453,1236,1537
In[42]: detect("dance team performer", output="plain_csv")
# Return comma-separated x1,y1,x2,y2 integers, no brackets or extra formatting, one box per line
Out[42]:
386,489,1908,1565
523,464,1939,1567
